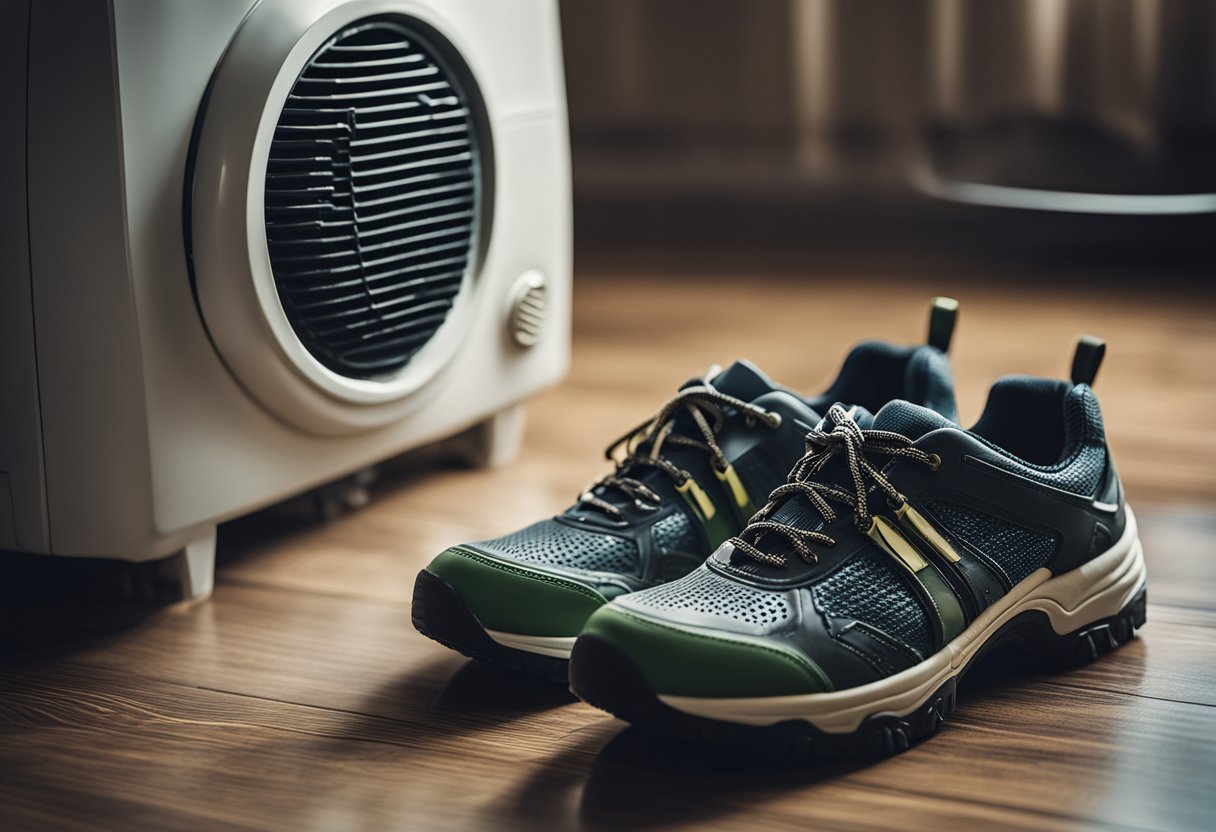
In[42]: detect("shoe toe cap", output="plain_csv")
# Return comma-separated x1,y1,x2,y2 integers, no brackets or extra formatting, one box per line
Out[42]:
577,604,832,698
425,546,607,637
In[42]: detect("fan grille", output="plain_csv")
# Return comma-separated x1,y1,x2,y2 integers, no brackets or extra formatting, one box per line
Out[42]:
264,19,481,379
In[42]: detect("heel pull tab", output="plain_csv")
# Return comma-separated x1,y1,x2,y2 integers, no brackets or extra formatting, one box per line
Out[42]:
927,297,959,353
1071,335,1106,386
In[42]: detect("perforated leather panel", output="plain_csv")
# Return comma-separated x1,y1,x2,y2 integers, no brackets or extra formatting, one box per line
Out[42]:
475,520,638,574
627,567,792,627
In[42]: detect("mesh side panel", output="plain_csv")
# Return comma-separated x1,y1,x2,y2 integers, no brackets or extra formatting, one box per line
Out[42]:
652,511,700,557
814,548,934,658
926,500,1060,585
628,567,792,627
879,388,1107,496
978,387,1107,495
476,519,637,573
1057,387,1106,493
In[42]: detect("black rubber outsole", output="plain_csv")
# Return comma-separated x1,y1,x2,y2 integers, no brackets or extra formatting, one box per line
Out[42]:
569,585,1148,761
411,569,571,684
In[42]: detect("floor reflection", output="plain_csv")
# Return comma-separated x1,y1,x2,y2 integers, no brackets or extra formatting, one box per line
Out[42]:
329,656,576,756
497,710,868,831
432,659,577,715
577,727,864,829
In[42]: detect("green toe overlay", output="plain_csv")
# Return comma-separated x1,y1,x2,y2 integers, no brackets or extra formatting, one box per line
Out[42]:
580,605,833,698
425,547,607,637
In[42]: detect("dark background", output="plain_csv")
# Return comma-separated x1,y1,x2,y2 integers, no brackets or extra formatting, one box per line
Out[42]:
557,0,1216,278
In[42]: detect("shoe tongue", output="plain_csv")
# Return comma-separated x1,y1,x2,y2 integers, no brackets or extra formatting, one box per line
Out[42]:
768,495,825,530
843,404,876,429
766,402,866,529
738,403,957,562
576,360,781,521
873,400,956,440
699,359,777,401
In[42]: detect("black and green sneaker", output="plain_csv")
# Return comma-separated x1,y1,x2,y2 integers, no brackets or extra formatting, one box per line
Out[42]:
570,336,1147,758
412,299,961,681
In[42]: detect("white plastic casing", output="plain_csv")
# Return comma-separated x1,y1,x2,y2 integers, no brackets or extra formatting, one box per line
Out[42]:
0,0,571,562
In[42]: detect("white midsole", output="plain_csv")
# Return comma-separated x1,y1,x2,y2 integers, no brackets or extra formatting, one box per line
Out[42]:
658,506,1147,734
484,629,576,659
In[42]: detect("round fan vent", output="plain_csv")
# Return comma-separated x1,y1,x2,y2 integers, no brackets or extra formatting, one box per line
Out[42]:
264,19,482,380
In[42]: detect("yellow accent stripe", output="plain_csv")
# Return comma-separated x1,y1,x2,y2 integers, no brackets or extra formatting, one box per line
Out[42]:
676,477,717,521
895,503,962,563
714,464,751,511
866,516,928,572
866,516,967,646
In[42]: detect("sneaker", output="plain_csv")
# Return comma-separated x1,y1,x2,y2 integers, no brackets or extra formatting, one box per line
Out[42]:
412,299,962,681
570,336,1147,757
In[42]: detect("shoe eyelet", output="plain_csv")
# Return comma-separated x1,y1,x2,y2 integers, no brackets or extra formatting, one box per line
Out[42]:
928,453,942,471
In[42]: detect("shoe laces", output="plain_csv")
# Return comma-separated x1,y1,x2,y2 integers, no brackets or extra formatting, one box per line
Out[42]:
577,368,781,521
730,404,938,567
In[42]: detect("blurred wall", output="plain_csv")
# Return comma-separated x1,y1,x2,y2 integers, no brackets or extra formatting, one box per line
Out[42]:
559,0,1216,199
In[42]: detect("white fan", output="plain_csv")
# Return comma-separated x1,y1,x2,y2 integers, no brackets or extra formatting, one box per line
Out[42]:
0,0,571,599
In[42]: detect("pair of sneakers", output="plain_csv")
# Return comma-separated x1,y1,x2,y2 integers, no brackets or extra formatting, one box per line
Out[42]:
411,298,1147,759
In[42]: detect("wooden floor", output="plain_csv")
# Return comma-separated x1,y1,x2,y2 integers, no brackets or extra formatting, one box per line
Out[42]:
3,272,1216,831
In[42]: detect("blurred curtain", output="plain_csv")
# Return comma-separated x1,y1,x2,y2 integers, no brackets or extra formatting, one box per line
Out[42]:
560,0,1216,197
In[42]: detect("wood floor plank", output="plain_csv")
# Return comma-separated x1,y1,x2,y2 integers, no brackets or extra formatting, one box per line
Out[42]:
3,272,1214,830
2,657,1213,832
1135,508,1216,611
8,574,1213,719
4,584,1215,828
